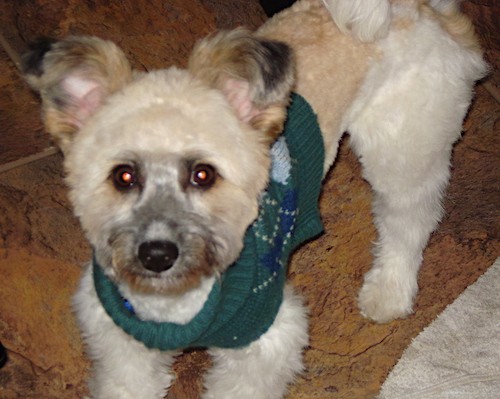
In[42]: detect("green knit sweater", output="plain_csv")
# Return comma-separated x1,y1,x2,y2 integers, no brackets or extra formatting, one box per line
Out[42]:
93,93,325,350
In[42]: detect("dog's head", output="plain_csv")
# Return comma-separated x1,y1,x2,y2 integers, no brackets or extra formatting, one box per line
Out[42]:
24,30,294,294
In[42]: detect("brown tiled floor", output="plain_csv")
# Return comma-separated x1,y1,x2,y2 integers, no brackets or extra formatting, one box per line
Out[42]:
0,1,498,398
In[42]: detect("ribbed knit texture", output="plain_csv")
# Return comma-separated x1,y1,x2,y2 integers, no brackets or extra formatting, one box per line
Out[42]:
93,93,325,350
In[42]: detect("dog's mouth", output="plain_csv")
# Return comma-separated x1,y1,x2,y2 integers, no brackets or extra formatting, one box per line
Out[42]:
118,262,214,295
103,232,223,294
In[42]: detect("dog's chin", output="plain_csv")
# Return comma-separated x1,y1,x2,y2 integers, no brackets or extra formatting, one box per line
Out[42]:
117,266,215,295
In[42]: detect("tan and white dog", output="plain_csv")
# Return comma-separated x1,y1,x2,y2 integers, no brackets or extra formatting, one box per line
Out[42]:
24,0,487,398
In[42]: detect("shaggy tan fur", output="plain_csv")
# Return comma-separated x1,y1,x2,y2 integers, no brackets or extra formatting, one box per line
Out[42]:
257,0,377,170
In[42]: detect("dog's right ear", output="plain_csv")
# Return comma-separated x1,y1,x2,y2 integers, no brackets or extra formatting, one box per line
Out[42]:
23,36,132,154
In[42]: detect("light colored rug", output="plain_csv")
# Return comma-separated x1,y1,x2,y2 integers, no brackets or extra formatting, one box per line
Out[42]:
379,258,500,399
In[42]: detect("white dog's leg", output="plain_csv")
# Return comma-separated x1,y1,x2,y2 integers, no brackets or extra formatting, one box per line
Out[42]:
350,89,465,323
73,266,176,399
356,172,449,323
203,285,308,399
354,124,457,323
346,24,482,322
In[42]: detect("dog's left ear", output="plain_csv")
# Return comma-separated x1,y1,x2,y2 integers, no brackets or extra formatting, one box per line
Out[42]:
188,29,295,143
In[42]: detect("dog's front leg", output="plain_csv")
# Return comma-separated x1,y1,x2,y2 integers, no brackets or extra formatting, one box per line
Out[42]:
203,285,308,399
74,266,176,399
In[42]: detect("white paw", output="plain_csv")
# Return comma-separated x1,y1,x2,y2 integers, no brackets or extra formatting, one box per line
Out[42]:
358,267,417,323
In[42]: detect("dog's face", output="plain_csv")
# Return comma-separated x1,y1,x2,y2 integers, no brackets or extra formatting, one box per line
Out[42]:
67,69,273,293
25,31,294,293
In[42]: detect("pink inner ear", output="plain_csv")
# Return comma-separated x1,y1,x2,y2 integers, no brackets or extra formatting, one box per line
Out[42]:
221,78,260,124
62,75,104,128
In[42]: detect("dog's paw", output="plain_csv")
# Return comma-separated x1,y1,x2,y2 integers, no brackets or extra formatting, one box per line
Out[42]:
358,267,417,323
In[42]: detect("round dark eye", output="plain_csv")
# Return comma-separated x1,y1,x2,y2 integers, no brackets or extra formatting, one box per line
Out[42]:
112,164,137,190
190,164,216,188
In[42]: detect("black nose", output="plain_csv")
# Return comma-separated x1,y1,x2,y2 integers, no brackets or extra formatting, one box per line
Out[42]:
138,240,179,273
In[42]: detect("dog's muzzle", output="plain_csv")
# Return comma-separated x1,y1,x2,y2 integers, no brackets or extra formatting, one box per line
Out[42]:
138,240,179,273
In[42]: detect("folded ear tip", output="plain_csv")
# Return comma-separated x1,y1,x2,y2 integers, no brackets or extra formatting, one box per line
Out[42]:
254,38,294,105
21,37,57,76
259,40,293,82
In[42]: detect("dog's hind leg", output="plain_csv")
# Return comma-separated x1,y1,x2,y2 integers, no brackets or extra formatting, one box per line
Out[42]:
355,145,452,324
203,285,308,399
344,11,487,323
351,90,463,323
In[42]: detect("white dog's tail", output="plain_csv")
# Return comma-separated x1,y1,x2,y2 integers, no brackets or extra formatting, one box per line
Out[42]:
321,0,391,42
322,0,462,42
427,0,462,13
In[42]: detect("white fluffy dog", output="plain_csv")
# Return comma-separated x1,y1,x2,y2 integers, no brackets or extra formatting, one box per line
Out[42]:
24,0,487,397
